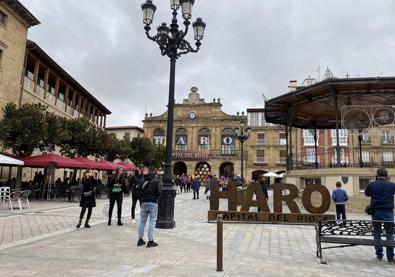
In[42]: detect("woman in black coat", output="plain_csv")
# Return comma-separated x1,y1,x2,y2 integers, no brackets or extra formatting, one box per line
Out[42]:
76,170,97,228
131,169,144,224
108,167,127,226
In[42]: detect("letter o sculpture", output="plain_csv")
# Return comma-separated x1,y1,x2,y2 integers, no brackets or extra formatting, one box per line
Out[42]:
302,185,331,214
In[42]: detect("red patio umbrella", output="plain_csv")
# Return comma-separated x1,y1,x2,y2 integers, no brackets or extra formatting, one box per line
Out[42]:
94,160,118,171
73,157,102,170
21,153,86,169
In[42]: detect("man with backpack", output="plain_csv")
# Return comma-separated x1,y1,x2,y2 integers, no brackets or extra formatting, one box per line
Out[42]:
137,166,161,248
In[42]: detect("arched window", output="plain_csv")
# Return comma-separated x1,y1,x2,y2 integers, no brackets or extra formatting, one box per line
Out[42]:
221,128,235,155
175,128,188,150
198,128,210,150
153,128,165,145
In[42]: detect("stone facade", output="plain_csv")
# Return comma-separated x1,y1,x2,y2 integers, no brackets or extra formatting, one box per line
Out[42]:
143,87,247,181
106,126,144,141
20,40,111,126
0,1,39,117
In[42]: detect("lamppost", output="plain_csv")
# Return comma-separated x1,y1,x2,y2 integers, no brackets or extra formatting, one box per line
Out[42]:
141,0,206,229
234,121,251,180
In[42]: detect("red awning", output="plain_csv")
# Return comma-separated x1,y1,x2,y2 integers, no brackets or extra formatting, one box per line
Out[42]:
21,153,86,169
94,160,118,171
116,162,137,171
73,157,105,170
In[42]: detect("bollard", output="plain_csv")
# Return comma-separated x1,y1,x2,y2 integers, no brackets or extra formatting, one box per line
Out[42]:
217,214,223,272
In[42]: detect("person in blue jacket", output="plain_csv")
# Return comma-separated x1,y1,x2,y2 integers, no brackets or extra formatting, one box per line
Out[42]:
192,176,201,199
332,181,349,222
365,167,395,263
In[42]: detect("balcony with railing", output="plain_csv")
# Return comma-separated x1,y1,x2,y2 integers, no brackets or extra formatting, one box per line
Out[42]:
253,157,267,165
276,157,287,165
330,157,349,165
209,150,247,159
56,100,66,111
278,138,287,145
361,136,371,145
382,136,394,145
23,77,34,93
256,139,265,145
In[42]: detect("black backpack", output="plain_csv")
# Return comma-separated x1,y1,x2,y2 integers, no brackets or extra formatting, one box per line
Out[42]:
133,177,146,199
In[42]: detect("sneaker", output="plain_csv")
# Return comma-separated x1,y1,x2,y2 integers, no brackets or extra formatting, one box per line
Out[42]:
132,219,136,224
147,241,158,248
137,238,146,246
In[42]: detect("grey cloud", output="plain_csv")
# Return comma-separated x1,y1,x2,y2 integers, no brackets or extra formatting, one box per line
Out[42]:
21,0,395,126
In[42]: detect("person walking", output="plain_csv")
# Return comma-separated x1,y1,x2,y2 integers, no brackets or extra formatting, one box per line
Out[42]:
131,169,144,224
257,174,269,212
137,166,161,248
331,181,349,223
108,168,126,226
186,175,192,192
365,167,395,263
175,175,182,194
76,170,97,229
192,176,200,199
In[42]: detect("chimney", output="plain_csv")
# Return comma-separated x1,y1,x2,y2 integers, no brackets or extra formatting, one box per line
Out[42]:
288,80,298,92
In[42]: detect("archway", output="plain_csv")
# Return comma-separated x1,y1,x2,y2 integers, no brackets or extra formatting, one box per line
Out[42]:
219,162,234,178
195,162,211,184
173,161,187,177
251,170,268,182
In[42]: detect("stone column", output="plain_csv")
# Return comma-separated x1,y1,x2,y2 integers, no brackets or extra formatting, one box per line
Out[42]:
44,67,49,98
33,59,39,93
55,78,60,106
64,85,70,112
71,90,76,116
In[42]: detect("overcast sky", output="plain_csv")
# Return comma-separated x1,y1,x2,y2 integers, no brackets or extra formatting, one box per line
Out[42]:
21,0,395,127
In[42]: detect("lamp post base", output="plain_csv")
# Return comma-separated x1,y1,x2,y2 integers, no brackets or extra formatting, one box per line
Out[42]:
156,184,176,229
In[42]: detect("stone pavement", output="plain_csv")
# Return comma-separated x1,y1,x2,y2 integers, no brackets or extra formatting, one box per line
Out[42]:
0,190,394,276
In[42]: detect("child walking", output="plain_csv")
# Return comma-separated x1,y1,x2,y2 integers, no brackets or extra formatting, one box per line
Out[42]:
331,181,349,223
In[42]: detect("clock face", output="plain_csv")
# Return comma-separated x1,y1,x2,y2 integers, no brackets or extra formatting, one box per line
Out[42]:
189,112,196,119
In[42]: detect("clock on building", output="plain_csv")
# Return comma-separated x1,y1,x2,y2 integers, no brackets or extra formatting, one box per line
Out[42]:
189,112,196,119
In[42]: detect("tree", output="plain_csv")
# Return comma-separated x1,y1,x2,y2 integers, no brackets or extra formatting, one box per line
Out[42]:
96,131,130,162
40,112,70,152
152,144,166,168
0,103,48,157
60,117,100,157
129,137,155,166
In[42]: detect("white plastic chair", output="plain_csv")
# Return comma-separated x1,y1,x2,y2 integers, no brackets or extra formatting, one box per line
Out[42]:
20,190,31,208
0,187,11,208
9,191,23,210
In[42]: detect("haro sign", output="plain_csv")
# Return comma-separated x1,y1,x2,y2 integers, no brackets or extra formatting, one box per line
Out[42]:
208,181,335,224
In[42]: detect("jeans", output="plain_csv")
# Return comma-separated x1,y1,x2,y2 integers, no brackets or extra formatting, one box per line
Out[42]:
372,209,394,259
138,202,158,241
335,204,346,220
193,189,199,199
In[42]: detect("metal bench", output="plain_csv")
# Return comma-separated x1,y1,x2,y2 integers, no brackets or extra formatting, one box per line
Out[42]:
316,220,395,264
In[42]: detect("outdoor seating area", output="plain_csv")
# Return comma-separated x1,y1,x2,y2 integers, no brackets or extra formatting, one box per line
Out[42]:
0,153,137,210
0,187,31,210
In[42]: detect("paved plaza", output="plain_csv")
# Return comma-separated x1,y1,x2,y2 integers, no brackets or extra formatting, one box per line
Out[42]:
0,190,394,277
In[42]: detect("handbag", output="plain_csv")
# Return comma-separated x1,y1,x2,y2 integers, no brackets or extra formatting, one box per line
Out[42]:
365,205,374,215
83,191,92,197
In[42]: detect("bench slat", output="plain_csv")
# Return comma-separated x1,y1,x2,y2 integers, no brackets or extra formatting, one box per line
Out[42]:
321,236,395,247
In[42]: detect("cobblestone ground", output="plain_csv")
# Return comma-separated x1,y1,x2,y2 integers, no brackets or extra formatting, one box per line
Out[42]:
0,190,394,276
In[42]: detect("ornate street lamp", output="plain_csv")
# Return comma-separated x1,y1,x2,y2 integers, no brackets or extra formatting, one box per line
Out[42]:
141,0,206,229
234,121,251,180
